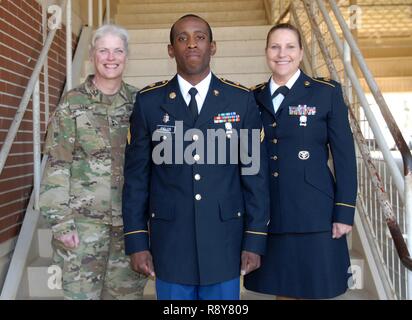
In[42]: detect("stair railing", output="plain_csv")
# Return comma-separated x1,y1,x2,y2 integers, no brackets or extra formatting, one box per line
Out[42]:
0,0,110,300
285,0,412,299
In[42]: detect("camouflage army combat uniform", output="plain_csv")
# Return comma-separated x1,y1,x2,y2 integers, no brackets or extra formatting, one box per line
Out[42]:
40,75,148,300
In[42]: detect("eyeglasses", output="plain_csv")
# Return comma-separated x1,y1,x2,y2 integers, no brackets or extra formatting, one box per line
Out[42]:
95,48,126,57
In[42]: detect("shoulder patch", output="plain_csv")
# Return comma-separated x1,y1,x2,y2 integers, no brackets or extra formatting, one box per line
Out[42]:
311,77,336,88
250,82,266,91
219,78,249,92
139,80,169,94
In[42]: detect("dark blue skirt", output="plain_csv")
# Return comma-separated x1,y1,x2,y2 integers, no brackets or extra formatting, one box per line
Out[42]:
243,231,351,299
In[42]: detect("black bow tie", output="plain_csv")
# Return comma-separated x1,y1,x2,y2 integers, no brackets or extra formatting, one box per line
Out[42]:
272,86,289,99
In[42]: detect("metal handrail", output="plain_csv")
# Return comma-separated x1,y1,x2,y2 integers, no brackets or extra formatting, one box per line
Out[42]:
315,0,405,199
328,0,412,177
275,3,292,24
327,0,412,297
0,0,67,176
301,0,412,272
1,0,109,300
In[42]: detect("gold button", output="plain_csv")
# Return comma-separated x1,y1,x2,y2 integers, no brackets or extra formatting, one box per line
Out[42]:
271,155,278,160
195,194,202,201
194,174,201,181
194,154,200,161
272,172,279,177
272,138,278,144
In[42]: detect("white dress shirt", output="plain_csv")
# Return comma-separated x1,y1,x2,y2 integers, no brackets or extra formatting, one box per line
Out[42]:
178,72,212,114
270,69,301,113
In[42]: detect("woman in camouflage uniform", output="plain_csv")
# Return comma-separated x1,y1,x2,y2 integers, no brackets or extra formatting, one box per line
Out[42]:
40,24,147,300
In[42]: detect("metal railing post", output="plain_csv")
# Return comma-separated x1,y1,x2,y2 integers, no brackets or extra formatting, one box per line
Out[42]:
314,0,405,201
66,0,72,91
328,0,412,174
106,0,110,24
0,21,61,175
98,0,103,27
42,1,50,124
343,40,353,106
32,80,41,211
309,1,318,75
88,0,93,27
407,175,412,298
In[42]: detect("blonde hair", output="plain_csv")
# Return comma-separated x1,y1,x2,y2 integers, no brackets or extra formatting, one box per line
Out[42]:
89,24,129,56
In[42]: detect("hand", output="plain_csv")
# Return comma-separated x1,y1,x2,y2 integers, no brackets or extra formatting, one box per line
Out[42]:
56,231,80,249
130,250,155,277
332,222,352,239
240,251,261,276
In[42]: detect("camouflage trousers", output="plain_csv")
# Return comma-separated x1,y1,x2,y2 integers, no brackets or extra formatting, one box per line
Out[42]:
52,219,148,300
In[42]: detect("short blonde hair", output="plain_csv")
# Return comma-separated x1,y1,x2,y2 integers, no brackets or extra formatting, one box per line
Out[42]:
90,24,129,56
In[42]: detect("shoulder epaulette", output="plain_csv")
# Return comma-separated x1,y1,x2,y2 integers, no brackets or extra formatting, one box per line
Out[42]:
139,80,169,94
250,82,266,91
219,78,249,92
311,77,336,88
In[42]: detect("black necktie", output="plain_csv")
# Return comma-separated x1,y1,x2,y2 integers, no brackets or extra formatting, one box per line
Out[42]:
271,85,289,99
188,87,198,122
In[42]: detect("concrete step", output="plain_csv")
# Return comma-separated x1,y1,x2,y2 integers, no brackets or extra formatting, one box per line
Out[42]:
360,76,412,93
37,228,53,259
27,257,63,298
117,0,264,14
119,0,253,4
129,39,267,59
127,25,270,43
119,19,269,29
26,258,157,300
86,56,269,77
115,10,266,26
349,250,365,290
361,47,412,59
361,56,412,77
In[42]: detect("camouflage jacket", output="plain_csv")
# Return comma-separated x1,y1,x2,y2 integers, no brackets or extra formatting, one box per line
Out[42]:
40,75,137,237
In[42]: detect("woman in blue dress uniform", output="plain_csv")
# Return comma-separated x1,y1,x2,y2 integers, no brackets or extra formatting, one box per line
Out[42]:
243,23,357,299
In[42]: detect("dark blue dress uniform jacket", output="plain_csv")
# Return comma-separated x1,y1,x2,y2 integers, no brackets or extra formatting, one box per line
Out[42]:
122,74,270,286
254,70,357,234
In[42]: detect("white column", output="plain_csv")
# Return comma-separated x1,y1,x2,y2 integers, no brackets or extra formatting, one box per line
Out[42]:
32,80,41,210
88,0,93,27
66,0,72,90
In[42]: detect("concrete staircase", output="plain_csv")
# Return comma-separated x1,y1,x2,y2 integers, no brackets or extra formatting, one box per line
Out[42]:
358,37,412,92
115,0,268,29
84,24,272,88
19,0,381,300
18,218,376,299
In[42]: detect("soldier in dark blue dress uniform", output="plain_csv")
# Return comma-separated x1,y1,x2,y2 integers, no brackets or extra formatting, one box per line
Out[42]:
122,15,270,300
243,23,357,299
